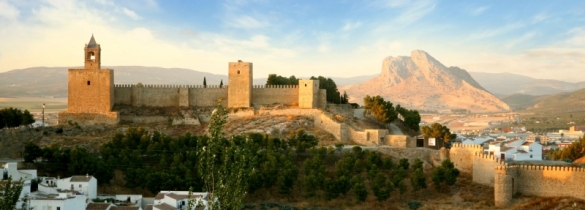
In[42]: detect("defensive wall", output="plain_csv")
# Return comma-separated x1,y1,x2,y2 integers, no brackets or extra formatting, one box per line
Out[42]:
450,143,585,207
226,107,413,147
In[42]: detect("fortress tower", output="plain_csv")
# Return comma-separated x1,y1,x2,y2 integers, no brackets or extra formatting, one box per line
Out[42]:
58,35,118,125
494,165,517,207
228,60,253,108
299,79,320,108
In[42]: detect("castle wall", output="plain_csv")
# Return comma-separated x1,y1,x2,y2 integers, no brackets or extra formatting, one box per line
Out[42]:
58,112,119,125
113,85,228,107
516,165,585,199
189,86,228,107
385,135,416,148
472,153,506,187
449,144,483,175
252,85,299,106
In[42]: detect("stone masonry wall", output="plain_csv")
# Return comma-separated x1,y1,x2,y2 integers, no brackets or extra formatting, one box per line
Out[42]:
252,85,299,106
516,165,585,199
68,69,114,113
58,112,119,125
114,84,228,107
472,152,507,187
449,144,483,175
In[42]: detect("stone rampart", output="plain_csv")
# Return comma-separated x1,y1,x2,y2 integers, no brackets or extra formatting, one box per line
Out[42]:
113,84,228,107
348,128,369,145
516,165,585,199
252,85,299,106
449,143,483,175
385,135,416,148
473,152,507,186
58,112,119,125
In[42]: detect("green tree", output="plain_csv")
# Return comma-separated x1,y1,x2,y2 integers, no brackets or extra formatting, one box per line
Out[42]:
548,136,585,161
421,123,456,145
0,176,24,210
353,181,368,202
22,110,34,126
266,74,298,85
24,142,43,163
363,95,398,123
432,159,460,190
410,168,427,191
203,77,207,87
198,99,254,209
219,79,223,88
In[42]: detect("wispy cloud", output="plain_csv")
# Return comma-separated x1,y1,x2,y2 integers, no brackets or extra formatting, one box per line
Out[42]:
469,6,489,16
342,21,362,31
532,12,549,23
566,27,585,46
504,31,536,49
224,15,269,29
122,8,142,20
394,0,436,24
469,22,524,40
0,0,20,20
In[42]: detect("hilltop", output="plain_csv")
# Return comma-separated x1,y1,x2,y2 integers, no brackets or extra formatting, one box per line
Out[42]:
344,50,510,113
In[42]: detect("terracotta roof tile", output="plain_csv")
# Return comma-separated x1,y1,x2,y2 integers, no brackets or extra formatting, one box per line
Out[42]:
154,203,175,210
145,205,153,210
86,203,111,210
111,206,140,210
70,176,93,182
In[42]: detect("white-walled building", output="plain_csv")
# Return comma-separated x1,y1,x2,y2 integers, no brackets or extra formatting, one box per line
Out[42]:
485,138,542,161
29,192,87,210
2,162,37,207
56,175,98,199
148,191,211,210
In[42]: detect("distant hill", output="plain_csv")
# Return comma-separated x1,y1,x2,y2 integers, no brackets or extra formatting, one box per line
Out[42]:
344,50,510,112
527,88,585,113
468,72,585,96
0,66,375,98
500,94,544,111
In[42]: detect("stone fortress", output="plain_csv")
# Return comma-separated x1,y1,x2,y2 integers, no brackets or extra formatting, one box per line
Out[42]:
450,144,585,207
59,35,326,125
58,36,409,147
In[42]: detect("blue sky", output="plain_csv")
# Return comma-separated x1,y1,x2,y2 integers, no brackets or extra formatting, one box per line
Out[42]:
0,0,584,81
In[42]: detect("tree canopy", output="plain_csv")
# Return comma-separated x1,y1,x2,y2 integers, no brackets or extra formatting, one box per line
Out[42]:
0,107,35,129
421,123,456,144
266,74,298,86
363,95,398,124
0,176,24,210
548,136,585,161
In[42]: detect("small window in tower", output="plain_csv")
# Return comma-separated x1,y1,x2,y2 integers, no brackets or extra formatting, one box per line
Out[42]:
87,81,90,85
304,84,307,87
237,70,240,74
89,52,95,61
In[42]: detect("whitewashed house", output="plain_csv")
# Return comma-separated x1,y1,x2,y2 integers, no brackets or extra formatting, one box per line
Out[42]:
56,175,98,199
486,138,542,161
148,191,211,210
29,192,87,210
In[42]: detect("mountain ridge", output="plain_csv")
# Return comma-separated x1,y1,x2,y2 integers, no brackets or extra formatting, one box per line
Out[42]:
344,50,510,112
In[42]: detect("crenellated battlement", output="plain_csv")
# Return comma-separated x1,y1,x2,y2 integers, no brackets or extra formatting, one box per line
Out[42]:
252,85,299,89
114,84,228,89
474,152,507,165
514,164,585,172
451,143,483,149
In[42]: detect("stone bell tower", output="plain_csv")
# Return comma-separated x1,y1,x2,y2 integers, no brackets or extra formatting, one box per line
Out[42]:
58,35,118,125
85,35,101,70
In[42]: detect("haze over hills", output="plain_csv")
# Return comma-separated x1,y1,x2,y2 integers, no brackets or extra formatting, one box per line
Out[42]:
469,72,585,96
343,50,510,112
0,66,374,98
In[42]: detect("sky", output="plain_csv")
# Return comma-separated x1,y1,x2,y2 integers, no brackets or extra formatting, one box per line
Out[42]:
0,0,584,82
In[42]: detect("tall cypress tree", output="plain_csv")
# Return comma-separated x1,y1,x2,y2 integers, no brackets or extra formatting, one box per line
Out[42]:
203,77,207,88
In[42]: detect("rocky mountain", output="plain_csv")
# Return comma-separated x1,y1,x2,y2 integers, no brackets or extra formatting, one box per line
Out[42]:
468,72,585,96
344,50,510,112
526,89,585,113
0,66,374,98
